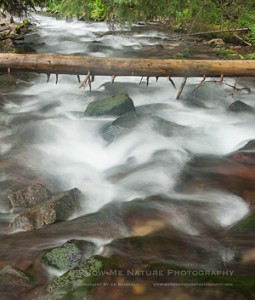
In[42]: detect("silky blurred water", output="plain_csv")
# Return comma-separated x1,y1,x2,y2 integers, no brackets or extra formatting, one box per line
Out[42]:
1,13,253,234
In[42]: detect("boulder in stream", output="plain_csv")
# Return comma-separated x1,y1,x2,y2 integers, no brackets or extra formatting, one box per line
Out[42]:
227,100,254,113
41,239,96,271
102,111,187,142
84,93,135,116
10,188,81,231
47,256,104,294
239,139,255,151
8,183,52,208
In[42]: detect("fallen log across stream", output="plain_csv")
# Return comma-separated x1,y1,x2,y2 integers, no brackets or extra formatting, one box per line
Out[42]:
1,53,255,98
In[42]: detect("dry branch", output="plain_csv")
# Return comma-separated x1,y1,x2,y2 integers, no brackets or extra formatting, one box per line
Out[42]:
233,34,252,46
168,76,176,89
188,27,249,36
176,77,187,99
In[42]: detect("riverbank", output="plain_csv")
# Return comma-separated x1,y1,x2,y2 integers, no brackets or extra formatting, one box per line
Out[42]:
1,11,255,61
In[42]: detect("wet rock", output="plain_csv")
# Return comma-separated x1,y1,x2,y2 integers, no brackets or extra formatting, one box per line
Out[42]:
10,188,81,231
102,230,223,270
8,183,52,208
102,111,142,142
228,151,255,166
176,153,255,208
84,93,135,116
227,101,254,113
116,195,219,236
230,212,255,233
0,38,15,52
14,43,37,54
102,111,187,142
0,265,33,298
41,239,96,271
239,140,255,151
47,256,104,293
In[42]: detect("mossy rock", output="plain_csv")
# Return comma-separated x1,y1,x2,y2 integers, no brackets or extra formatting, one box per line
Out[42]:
41,240,96,270
84,93,135,116
47,256,105,295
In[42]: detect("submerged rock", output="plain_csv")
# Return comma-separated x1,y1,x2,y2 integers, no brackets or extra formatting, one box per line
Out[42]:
102,229,223,270
176,150,255,208
41,239,96,271
10,188,81,231
102,111,187,142
230,212,255,233
0,265,33,298
227,100,254,113
8,183,52,208
84,93,135,116
239,139,255,151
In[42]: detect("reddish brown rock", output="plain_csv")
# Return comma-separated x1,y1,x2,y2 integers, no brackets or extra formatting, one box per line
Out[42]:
8,183,52,208
10,188,81,231
176,148,255,209
0,265,33,300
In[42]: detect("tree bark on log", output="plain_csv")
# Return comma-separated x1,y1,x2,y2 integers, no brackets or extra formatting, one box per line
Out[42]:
0,53,255,77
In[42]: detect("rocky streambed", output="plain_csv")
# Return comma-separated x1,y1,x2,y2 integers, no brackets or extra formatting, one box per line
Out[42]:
0,12,255,300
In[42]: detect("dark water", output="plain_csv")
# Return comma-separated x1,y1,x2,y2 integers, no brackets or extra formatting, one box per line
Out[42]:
0,13,255,299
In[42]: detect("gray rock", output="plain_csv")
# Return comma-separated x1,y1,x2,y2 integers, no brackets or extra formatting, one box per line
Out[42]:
84,93,135,116
227,100,254,113
239,139,255,151
8,183,52,208
102,112,187,142
10,188,81,231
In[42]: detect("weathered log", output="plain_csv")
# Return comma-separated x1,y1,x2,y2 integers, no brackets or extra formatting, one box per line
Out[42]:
1,53,255,77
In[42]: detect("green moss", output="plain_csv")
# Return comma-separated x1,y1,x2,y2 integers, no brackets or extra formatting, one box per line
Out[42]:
174,48,192,59
244,53,255,60
231,212,255,232
84,93,135,116
47,256,105,294
41,240,95,271
22,19,31,26
213,48,242,59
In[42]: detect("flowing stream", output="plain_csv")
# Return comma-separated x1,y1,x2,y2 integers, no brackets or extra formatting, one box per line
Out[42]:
0,12,255,299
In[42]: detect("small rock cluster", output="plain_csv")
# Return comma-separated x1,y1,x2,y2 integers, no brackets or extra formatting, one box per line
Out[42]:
8,183,81,231
0,12,32,52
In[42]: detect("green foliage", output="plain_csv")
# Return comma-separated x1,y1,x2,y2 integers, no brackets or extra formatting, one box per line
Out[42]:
45,0,62,13
11,0,254,41
244,24,255,46
0,0,44,15
89,0,107,21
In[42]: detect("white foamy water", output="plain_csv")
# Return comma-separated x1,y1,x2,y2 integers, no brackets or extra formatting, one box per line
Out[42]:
1,13,254,229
